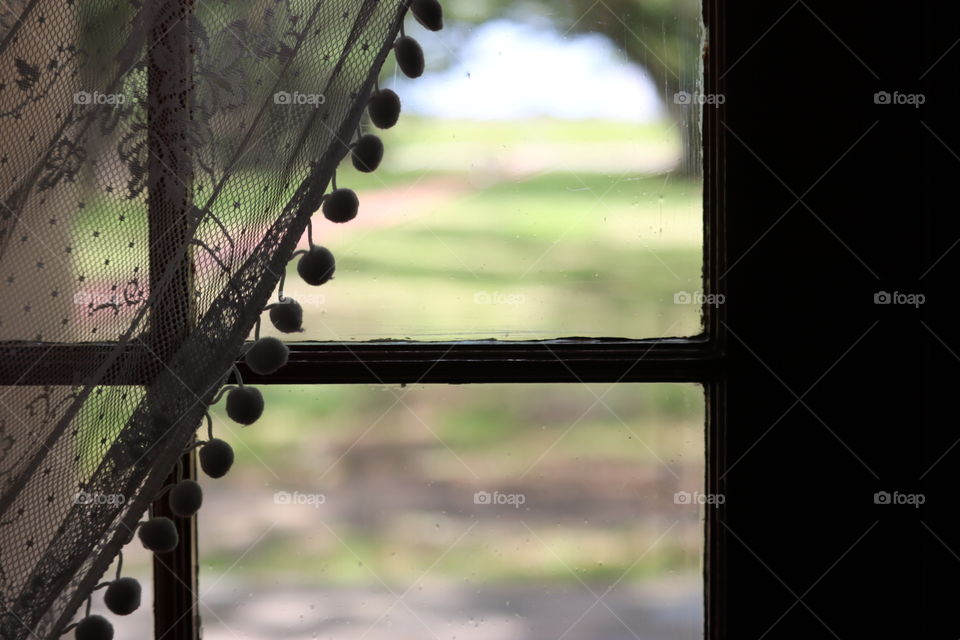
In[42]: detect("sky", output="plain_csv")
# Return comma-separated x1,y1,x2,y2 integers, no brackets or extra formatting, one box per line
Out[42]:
391,19,664,122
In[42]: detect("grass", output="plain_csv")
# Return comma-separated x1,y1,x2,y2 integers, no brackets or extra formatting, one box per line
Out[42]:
71,117,703,340
212,383,703,465
204,383,705,585
296,117,702,339
201,523,699,586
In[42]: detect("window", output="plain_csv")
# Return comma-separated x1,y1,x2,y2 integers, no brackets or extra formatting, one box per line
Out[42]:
180,2,724,639
197,384,706,640
15,1,960,638
0,1,723,638
269,2,706,342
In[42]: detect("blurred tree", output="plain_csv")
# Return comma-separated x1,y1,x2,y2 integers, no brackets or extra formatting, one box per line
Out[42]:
443,0,703,173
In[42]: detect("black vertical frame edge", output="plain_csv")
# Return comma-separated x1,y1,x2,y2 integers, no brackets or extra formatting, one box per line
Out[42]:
151,452,199,640
147,0,198,638
701,3,726,639
702,0,726,357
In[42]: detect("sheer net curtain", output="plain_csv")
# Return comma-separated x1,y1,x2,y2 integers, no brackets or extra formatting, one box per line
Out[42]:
0,1,408,637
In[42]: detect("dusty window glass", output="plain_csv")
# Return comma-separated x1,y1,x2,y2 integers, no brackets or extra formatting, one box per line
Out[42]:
268,0,705,341
195,383,707,640
84,538,152,635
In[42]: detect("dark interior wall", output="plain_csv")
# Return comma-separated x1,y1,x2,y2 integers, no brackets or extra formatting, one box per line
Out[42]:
721,2,960,637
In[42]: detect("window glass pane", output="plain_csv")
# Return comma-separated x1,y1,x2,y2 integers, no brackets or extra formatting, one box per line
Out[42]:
197,383,706,640
85,534,153,635
276,0,704,341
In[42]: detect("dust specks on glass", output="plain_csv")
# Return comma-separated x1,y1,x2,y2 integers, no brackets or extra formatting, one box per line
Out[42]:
199,383,706,640
264,0,705,342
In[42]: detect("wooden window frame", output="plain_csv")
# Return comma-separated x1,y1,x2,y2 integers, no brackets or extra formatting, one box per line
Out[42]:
142,4,960,639
4,2,732,638
226,5,729,640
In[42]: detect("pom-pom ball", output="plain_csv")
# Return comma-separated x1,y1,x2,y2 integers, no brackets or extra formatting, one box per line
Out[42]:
368,89,401,129
269,298,303,333
323,188,359,223
351,134,384,173
226,386,264,425
104,577,141,616
394,36,425,79
244,337,289,376
297,246,336,286
200,438,234,478
411,0,443,31
138,517,178,553
75,615,113,640
169,479,203,518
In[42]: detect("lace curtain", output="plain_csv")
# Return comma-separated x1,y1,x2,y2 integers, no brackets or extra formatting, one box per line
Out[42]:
0,0,420,637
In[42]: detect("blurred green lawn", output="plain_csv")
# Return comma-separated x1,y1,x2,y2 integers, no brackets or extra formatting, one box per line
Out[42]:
290,116,704,340
202,383,705,587
72,117,703,340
